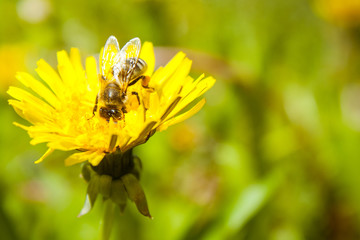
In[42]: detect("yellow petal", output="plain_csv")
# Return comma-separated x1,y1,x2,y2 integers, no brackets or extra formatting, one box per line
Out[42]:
152,52,186,87
65,151,104,166
13,121,30,131
161,57,192,100
170,76,216,118
35,59,65,100
57,50,76,88
10,101,44,124
9,100,28,121
45,139,79,150
7,86,55,123
180,75,202,97
16,72,60,109
158,98,206,131
85,56,99,93
35,148,54,164
88,152,105,166
70,48,86,82
65,151,87,166
160,96,182,121
139,42,155,77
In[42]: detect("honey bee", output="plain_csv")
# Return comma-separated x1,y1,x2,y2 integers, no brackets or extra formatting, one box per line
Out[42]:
93,36,147,121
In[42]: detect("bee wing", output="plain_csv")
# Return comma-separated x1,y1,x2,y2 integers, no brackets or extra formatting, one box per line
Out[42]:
100,36,121,81
117,37,141,89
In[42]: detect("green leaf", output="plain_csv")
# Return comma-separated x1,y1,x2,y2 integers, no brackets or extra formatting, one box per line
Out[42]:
203,170,281,240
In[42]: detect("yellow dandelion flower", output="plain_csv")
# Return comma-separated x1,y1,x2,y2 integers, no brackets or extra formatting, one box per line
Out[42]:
314,0,360,27
8,36,216,167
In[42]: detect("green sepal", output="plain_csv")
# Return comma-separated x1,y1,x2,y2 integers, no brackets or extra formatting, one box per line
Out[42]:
121,173,152,219
130,156,142,180
88,173,101,206
99,174,112,198
79,150,151,219
79,173,101,217
81,163,92,182
78,194,92,217
110,179,127,213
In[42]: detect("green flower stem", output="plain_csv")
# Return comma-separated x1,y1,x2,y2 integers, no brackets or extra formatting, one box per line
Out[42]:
101,199,115,240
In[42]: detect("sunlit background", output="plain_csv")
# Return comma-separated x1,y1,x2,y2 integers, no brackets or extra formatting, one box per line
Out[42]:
1,0,360,239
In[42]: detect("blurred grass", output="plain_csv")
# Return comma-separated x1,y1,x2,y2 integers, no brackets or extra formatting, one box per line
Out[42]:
1,0,360,239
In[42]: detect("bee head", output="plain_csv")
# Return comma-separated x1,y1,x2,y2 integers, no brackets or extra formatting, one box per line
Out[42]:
99,107,122,121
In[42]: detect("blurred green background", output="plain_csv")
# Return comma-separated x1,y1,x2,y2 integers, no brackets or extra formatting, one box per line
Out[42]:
1,0,360,239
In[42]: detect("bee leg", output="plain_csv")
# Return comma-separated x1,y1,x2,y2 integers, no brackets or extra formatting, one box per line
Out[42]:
88,94,99,120
128,75,144,87
129,76,154,91
121,107,126,123
131,91,140,105
93,94,99,114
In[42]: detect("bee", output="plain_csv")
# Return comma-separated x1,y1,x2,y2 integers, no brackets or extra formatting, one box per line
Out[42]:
93,36,148,121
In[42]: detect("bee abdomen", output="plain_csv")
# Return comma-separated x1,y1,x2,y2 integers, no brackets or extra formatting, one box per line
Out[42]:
136,58,147,74
124,58,147,77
